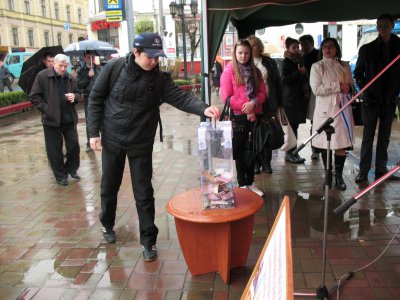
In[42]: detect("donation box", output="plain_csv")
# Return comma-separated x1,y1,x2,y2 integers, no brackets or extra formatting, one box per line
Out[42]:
198,121,235,209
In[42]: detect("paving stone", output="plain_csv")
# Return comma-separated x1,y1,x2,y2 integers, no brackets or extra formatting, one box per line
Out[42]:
0,100,399,299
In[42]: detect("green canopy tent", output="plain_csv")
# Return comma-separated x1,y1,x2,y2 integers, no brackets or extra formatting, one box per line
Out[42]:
201,0,400,104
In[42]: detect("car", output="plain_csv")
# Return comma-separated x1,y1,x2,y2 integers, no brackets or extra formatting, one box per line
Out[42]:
4,52,34,79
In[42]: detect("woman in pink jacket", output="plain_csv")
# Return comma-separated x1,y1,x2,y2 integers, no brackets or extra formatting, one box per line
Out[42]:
220,39,267,197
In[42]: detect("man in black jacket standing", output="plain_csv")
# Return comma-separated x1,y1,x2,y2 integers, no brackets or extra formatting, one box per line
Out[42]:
354,14,400,182
30,54,81,186
87,33,220,262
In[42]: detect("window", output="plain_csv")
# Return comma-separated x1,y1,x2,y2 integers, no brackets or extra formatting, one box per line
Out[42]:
69,33,73,44
24,0,30,14
55,2,59,19
57,33,62,46
12,28,19,45
98,27,119,48
41,0,46,17
78,8,82,24
98,0,104,12
9,56,20,65
66,5,71,22
44,31,49,47
28,30,34,47
8,0,15,11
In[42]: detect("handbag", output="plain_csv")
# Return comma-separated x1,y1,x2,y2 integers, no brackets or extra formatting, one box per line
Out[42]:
254,111,284,153
276,107,297,152
351,98,363,126
220,97,252,162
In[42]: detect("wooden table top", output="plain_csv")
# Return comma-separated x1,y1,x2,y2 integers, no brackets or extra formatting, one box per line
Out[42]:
166,188,264,223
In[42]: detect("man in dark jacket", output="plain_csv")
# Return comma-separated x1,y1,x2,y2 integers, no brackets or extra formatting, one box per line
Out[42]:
354,14,400,182
30,54,81,186
77,51,101,153
87,33,220,262
300,34,319,160
0,59,13,92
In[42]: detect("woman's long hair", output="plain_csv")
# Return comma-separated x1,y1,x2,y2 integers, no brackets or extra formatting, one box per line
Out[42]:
231,39,262,88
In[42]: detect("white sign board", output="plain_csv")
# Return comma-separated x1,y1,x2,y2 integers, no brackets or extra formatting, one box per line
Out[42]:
242,196,294,300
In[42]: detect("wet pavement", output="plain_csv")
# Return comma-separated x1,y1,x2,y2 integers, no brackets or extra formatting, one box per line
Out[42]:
0,94,399,300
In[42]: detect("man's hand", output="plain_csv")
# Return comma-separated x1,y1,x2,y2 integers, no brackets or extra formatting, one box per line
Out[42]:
204,106,220,119
65,93,75,103
90,137,102,151
88,69,94,77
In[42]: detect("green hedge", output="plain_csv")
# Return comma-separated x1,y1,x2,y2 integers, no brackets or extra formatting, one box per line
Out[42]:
0,91,28,107
173,79,192,86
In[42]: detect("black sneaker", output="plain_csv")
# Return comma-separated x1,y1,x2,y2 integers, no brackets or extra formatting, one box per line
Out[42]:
70,173,81,180
56,178,68,186
143,245,157,262
102,227,116,243
85,146,93,153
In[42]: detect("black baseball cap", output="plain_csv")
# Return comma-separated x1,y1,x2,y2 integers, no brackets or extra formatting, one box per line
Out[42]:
133,32,166,58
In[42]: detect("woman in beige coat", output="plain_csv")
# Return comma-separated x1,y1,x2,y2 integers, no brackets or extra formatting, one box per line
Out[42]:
310,38,354,190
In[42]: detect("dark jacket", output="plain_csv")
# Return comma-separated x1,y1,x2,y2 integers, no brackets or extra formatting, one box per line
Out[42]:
87,54,209,156
302,48,319,75
0,65,11,80
354,33,400,104
260,55,283,112
29,67,80,127
77,64,101,97
211,61,222,87
281,55,309,124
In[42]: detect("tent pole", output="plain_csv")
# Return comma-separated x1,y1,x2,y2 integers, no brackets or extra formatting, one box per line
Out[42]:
201,0,210,107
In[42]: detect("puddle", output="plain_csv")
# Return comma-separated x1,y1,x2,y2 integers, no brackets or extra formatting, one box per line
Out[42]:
291,192,400,240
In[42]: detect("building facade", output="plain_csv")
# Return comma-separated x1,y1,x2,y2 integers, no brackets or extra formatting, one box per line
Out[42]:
0,0,88,57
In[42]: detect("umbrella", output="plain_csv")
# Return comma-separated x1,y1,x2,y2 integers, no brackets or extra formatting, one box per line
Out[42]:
64,40,117,56
18,45,64,95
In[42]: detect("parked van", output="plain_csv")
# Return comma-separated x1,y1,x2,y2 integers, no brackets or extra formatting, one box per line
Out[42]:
4,52,34,79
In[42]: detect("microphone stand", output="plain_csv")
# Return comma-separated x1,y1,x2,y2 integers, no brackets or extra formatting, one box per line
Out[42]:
334,162,400,215
291,54,400,299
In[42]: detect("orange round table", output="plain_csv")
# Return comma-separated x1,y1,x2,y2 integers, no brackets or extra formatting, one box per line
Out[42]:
166,187,264,284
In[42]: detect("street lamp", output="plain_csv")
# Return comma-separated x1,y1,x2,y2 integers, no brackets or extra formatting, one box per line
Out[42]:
169,0,198,80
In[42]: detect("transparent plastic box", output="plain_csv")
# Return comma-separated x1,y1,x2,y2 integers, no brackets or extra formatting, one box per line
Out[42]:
198,121,235,209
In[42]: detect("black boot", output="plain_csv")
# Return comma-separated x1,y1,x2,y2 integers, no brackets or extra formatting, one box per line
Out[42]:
321,150,332,188
335,154,347,191
254,162,261,174
262,162,273,174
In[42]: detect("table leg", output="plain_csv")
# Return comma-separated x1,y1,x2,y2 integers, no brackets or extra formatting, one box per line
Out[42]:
174,214,255,284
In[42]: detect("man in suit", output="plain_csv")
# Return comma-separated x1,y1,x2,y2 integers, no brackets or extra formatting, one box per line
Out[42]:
354,13,400,182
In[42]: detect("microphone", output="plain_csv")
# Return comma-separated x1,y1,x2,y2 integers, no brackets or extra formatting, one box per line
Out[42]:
333,197,357,215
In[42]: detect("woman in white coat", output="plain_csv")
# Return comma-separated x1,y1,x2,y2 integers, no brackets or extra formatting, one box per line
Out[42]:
310,38,354,191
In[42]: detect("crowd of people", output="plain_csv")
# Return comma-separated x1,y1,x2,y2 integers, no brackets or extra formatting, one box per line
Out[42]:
25,12,399,263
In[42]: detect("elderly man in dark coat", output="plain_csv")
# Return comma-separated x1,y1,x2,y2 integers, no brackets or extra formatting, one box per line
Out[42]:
30,54,81,186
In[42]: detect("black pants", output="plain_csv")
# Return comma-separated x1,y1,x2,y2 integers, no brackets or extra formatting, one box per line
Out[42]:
43,124,80,180
359,103,396,174
100,147,158,248
83,98,90,147
232,115,254,187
